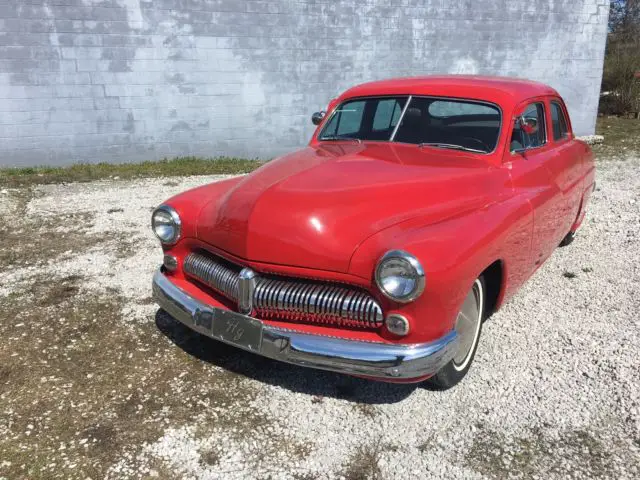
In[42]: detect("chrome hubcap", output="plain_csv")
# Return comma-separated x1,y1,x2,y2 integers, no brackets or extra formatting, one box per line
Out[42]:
453,280,483,371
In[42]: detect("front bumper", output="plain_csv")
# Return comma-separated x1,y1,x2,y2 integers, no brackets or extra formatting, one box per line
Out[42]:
152,269,458,381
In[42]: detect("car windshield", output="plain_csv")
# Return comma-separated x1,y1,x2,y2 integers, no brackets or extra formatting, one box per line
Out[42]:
318,96,501,153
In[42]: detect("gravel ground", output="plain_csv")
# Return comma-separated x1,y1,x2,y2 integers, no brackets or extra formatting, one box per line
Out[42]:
0,156,639,479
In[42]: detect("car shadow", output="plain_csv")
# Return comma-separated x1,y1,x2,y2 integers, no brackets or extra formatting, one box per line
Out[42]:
155,309,419,404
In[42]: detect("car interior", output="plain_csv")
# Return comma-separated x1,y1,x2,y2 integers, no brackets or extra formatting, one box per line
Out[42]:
320,96,502,153
393,103,501,152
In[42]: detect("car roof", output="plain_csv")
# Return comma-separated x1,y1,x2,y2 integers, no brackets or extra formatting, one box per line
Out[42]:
338,75,560,110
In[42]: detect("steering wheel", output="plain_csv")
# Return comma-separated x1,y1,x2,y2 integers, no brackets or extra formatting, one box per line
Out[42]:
461,137,490,152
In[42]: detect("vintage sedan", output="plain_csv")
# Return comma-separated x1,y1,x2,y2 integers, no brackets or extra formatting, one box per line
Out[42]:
151,76,595,389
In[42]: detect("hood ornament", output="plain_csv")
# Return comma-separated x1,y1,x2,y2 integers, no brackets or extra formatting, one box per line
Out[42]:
238,268,256,315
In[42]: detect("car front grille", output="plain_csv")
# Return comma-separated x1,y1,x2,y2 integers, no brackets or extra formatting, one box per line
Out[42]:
183,252,240,300
183,252,383,328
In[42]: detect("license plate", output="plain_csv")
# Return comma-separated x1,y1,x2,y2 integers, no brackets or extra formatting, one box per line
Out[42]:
195,309,262,352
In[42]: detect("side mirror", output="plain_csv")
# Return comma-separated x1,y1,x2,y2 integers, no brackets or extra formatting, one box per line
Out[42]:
517,115,537,135
511,116,531,154
311,111,326,126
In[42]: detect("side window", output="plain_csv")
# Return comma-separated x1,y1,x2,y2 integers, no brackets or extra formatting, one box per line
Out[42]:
511,102,546,151
550,101,569,141
372,99,402,131
323,100,365,136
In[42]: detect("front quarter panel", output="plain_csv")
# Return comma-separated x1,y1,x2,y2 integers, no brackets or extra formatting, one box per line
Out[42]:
349,180,533,344
158,176,244,245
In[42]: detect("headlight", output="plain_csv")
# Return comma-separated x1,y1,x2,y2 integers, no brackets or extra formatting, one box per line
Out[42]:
375,250,425,303
151,205,181,244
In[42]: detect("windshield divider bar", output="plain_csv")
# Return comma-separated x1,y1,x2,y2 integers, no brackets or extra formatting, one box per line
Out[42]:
389,95,412,142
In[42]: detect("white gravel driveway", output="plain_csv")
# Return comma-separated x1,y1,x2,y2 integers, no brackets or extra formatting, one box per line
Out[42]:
0,157,638,479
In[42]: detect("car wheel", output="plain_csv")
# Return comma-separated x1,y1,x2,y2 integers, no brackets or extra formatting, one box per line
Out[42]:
559,231,576,247
427,276,486,390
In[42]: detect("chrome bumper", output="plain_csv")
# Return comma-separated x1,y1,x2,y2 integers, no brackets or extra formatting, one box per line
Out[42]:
152,269,458,381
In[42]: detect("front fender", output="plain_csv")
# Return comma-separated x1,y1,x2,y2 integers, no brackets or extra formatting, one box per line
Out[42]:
349,194,533,344
160,176,244,244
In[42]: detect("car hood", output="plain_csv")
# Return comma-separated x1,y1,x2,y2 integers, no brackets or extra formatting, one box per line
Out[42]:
196,142,498,274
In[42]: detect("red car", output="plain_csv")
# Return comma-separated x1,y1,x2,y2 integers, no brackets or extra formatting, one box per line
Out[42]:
152,75,595,389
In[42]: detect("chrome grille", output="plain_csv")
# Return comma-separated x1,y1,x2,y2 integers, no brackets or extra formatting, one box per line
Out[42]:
254,279,383,326
183,252,383,328
183,253,239,301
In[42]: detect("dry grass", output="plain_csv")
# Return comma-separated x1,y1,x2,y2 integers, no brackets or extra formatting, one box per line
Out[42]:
353,402,378,419
0,188,296,479
0,274,264,479
0,156,261,188
466,428,617,479
1,117,634,191
593,116,640,157
0,167,321,479
0,211,103,273
340,443,384,480
0,188,106,274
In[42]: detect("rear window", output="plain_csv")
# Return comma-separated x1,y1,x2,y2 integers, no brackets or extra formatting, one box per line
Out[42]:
428,101,498,118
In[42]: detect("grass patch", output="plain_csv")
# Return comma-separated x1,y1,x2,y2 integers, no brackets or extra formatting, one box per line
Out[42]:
594,116,640,157
466,428,615,479
0,156,262,188
0,118,636,187
341,443,384,480
0,278,263,479
353,402,378,419
0,188,105,273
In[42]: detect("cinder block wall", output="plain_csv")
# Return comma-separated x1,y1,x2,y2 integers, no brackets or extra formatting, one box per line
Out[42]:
0,0,609,167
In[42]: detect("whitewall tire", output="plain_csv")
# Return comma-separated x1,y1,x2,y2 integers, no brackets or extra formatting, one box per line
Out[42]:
427,276,486,390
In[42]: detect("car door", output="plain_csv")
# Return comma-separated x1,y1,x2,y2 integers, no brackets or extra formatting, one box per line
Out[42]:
544,98,584,236
504,98,567,270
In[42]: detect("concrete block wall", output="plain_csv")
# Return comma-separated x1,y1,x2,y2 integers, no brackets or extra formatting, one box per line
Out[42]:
0,0,609,167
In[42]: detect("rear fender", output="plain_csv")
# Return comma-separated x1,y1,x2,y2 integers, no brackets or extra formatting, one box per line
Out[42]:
572,176,596,232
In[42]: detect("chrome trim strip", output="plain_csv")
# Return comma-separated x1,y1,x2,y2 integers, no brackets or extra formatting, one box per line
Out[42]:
153,270,459,380
390,95,412,141
238,267,256,315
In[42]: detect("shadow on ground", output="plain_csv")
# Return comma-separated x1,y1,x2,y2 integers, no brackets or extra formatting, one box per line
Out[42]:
155,309,422,404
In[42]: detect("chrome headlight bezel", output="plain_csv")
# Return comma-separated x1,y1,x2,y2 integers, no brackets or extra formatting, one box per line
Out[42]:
151,205,181,245
375,250,425,303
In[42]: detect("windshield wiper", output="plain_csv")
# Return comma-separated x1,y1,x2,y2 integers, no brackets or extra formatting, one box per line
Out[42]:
418,142,486,153
319,135,362,143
